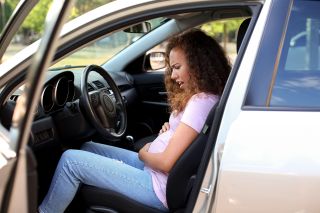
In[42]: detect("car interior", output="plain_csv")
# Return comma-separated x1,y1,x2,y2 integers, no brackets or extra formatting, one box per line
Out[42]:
0,5,253,213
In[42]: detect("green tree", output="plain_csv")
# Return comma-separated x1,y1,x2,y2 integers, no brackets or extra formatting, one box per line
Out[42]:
2,0,114,44
201,19,244,42
70,0,113,19
0,0,19,33
21,0,52,38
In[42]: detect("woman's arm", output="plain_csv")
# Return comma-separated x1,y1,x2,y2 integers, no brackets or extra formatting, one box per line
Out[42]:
139,122,198,173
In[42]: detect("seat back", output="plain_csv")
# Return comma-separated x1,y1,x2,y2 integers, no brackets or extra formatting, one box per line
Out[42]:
166,102,218,210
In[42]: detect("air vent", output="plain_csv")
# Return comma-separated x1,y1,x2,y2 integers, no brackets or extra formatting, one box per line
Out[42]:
9,95,19,102
92,80,104,89
87,83,94,92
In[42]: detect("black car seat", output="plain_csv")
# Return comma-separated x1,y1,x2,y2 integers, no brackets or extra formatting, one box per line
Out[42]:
236,18,251,53
134,134,157,152
81,102,218,213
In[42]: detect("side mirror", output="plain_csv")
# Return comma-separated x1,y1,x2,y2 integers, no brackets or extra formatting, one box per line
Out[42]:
144,52,166,71
124,22,151,33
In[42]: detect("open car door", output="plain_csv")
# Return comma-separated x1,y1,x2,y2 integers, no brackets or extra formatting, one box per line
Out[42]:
0,0,73,212
0,1,38,212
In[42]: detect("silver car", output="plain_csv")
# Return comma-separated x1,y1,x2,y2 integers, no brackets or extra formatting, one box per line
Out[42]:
0,0,319,212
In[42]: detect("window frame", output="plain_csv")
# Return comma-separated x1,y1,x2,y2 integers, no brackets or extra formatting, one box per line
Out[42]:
243,0,293,110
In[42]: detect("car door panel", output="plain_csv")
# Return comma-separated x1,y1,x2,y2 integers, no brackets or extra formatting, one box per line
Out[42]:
130,71,170,140
0,159,15,211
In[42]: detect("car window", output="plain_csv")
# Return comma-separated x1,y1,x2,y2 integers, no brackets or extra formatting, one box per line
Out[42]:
270,0,320,107
0,1,19,35
146,18,245,72
201,18,245,65
50,17,167,70
1,0,114,64
1,0,53,63
0,0,20,63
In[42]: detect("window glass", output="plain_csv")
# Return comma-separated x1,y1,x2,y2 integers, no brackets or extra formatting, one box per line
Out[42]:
1,0,114,64
50,18,167,69
271,0,320,107
146,18,245,72
0,0,19,35
201,18,245,65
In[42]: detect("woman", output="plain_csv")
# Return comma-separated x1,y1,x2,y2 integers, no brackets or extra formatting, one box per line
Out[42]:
39,29,230,213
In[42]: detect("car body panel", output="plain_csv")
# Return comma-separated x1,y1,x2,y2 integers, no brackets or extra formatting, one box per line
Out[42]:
215,111,320,213
212,0,320,212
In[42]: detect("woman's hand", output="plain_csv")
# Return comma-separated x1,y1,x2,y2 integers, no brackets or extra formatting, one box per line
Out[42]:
159,122,170,134
140,122,198,173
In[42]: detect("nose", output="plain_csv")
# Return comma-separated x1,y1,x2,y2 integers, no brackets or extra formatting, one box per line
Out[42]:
171,69,177,79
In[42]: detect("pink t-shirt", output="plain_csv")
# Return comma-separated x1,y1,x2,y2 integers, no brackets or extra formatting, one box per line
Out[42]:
144,92,219,208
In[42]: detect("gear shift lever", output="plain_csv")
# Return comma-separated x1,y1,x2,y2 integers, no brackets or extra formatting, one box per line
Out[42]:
125,135,134,147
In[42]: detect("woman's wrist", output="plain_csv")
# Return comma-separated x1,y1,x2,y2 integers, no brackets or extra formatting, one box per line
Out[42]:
138,143,149,161
138,149,144,161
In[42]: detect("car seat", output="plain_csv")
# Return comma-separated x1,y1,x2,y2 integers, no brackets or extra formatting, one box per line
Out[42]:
236,18,251,53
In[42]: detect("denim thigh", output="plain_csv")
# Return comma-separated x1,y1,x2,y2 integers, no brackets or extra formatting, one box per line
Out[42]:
39,148,166,213
81,141,145,170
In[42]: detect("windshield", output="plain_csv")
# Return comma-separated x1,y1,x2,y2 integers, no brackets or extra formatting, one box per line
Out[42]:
50,17,167,70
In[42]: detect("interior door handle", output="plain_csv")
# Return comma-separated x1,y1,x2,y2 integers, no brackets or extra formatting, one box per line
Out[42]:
158,91,168,95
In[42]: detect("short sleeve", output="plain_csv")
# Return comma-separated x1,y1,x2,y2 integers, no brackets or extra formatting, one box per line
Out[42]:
181,94,219,133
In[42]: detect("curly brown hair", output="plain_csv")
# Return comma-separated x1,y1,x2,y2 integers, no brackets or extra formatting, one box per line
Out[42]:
165,29,231,113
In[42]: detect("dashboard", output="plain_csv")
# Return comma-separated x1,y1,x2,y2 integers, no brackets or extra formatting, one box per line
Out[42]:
3,68,138,147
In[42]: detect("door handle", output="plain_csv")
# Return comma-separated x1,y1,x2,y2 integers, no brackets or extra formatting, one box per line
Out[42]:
158,91,168,95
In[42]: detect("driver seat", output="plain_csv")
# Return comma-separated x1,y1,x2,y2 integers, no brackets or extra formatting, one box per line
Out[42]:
80,102,218,213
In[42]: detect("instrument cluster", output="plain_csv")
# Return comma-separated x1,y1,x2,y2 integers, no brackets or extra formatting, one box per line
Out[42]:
40,72,75,113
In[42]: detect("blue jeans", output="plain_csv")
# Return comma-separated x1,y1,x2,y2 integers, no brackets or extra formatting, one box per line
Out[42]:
39,142,167,213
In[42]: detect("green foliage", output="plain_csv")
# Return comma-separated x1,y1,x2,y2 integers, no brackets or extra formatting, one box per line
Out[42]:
70,0,113,19
21,0,52,34
5,0,19,8
0,0,19,32
201,19,244,41
1,0,113,41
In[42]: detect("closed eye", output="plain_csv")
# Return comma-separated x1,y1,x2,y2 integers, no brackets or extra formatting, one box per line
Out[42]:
171,64,181,70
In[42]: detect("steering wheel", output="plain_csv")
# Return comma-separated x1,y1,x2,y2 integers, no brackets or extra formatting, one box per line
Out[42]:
80,65,127,140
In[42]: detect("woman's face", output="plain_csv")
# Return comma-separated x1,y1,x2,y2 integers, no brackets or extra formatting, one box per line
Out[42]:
169,47,192,90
